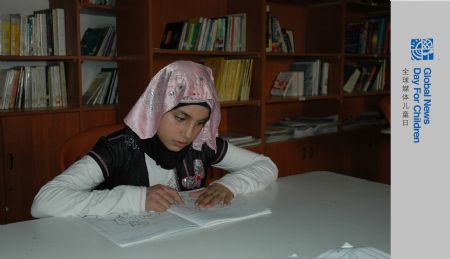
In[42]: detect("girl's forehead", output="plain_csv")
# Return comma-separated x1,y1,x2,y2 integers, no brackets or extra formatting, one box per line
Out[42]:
172,105,210,120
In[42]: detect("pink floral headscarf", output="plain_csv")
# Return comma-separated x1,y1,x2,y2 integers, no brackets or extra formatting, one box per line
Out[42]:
123,60,221,151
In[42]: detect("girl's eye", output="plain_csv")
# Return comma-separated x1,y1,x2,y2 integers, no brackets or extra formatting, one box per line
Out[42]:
174,115,185,121
196,121,206,126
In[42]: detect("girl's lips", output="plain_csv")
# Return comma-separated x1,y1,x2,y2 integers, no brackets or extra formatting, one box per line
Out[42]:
174,140,188,148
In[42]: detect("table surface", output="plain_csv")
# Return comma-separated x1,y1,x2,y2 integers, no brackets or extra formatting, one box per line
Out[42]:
0,171,390,259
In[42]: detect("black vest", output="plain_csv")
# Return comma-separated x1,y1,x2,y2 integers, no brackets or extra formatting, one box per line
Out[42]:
88,127,227,191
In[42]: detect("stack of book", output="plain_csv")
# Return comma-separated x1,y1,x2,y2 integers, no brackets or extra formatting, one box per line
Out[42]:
279,115,339,138
341,112,387,131
0,9,66,56
80,24,116,56
265,115,339,142
160,13,246,52
0,62,67,109
203,57,253,101
83,68,118,105
265,125,293,143
220,132,261,147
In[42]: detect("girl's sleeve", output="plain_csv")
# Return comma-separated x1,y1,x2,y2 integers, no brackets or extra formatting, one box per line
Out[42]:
30,155,147,218
212,142,278,196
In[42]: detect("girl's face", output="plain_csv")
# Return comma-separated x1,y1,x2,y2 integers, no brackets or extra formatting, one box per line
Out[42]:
157,104,210,151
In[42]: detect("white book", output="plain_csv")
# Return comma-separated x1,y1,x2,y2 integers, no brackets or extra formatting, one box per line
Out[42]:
58,62,67,107
343,68,361,93
56,8,66,56
320,62,329,95
81,191,271,247
295,71,305,97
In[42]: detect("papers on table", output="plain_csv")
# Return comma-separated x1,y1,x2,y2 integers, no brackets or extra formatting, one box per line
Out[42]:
317,242,390,259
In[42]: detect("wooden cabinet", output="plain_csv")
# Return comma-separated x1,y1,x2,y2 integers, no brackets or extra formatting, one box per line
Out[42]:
337,128,390,184
0,113,80,223
265,134,339,177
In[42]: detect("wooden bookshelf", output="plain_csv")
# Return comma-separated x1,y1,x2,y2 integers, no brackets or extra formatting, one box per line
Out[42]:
0,0,118,224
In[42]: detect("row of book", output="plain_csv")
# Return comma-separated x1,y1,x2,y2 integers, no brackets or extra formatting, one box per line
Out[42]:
80,24,117,56
345,16,390,55
203,57,253,102
266,5,295,53
265,115,339,143
160,13,246,52
83,68,118,105
270,60,330,98
343,59,387,93
80,0,115,6
0,62,67,110
0,9,66,56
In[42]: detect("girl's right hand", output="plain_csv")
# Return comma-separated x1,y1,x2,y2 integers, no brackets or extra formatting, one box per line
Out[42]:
145,184,184,212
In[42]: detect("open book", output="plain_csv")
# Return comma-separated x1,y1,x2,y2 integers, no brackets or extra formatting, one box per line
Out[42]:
80,192,271,247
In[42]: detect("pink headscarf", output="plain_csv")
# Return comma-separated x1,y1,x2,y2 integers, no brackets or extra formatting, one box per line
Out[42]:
123,60,221,151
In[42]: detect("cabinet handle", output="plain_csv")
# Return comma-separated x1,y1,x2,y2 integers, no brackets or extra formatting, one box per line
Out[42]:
8,153,13,170
309,146,313,159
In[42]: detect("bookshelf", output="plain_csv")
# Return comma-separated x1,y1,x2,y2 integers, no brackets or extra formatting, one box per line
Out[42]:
0,0,118,223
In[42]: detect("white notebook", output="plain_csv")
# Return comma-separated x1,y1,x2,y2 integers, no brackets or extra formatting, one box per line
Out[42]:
81,192,271,247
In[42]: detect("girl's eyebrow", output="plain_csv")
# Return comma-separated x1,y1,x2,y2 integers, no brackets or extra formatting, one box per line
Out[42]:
174,109,209,122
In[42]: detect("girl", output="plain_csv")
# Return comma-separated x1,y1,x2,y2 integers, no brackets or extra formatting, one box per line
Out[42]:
31,60,278,217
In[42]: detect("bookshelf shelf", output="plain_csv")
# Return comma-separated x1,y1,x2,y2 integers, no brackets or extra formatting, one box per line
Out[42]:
0,56,78,61
267,95,340,104
81,56,116,61
153,49,262,57
220,100,261,108
343,90,390,98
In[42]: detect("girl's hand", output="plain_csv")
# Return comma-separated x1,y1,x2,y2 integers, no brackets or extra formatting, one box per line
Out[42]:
145,184,184,212
189,183,234,208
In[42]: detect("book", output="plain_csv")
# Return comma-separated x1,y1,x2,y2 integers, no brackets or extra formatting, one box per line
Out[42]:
160,21,185,49
270,71,296,96
291,60,321,96
320,62,329,95
80,26,110,55
343,66,361,93
81,191,271,247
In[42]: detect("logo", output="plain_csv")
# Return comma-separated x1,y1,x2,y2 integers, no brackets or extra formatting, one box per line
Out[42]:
411,38,434,60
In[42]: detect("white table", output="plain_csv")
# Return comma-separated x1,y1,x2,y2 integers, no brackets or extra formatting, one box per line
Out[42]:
0,171,390,259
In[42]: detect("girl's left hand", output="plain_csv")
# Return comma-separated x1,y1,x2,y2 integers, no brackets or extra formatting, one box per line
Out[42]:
189,183,234,208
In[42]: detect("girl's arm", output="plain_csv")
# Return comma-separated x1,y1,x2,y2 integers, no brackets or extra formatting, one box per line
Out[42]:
212,142,278,196
31,156,146,218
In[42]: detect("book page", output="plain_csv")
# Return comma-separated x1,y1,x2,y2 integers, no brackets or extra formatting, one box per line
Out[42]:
80,211,197,247
168,192,271,227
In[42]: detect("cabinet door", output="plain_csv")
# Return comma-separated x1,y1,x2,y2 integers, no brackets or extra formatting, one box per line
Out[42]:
1,113,80,223
265,139,313,177
338,129,389,183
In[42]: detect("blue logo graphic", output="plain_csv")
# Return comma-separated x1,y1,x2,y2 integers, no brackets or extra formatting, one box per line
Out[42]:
411,38,434,60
